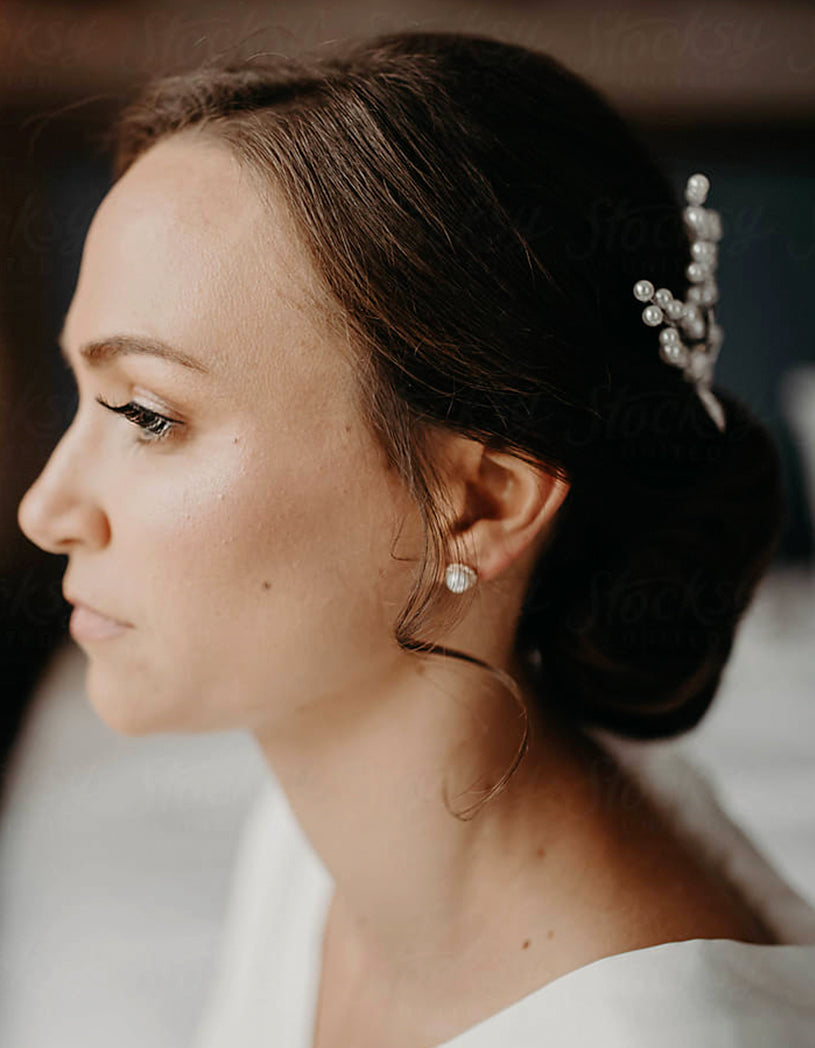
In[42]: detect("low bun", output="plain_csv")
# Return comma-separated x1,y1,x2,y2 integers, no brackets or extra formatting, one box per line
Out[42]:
517,385,785,738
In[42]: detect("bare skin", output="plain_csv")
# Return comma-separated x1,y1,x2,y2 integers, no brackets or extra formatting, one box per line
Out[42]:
309,708,775,1048
15,131,774,1048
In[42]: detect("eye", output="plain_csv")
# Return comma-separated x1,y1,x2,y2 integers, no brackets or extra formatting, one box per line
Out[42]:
95,395,182,445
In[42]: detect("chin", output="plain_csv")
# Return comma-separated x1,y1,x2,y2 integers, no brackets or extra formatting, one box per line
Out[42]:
81,666,169,738
87,698,161,738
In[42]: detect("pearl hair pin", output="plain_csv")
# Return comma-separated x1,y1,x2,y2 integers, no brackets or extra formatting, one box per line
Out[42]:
445,563,478,593
633,172,726,433
445,175,725,595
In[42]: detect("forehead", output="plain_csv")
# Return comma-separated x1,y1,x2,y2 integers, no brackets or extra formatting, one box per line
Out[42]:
66,130,347,387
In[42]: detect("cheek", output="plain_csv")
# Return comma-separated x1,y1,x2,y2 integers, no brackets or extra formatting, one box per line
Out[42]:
122,432,411,694
93,426,425,737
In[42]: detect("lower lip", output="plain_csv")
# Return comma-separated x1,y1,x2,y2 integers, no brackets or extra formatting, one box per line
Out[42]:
69,604,131,642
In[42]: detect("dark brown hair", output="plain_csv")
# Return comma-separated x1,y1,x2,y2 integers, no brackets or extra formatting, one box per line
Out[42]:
108,30,783,804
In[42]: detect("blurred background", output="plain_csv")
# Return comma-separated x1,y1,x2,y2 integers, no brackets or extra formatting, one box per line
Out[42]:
0,2,813,1046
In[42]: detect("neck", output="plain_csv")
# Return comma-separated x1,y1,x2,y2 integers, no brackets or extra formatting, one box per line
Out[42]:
252,648,642,987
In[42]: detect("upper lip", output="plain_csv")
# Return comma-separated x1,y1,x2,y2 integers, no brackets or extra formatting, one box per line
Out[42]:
63,590,132,627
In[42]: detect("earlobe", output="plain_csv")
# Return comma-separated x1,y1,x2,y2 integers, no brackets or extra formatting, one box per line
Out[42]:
453,450,571,587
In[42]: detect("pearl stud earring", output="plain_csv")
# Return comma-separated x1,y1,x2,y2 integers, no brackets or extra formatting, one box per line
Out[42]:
445,563,478,593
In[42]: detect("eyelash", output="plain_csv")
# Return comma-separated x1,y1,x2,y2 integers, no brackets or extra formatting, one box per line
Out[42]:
94,395,182,445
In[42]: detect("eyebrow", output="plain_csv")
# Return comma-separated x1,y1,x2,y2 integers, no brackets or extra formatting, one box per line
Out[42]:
57,324,210,375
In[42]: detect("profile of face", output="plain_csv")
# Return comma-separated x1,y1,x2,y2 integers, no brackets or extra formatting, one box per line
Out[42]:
17,132,424,739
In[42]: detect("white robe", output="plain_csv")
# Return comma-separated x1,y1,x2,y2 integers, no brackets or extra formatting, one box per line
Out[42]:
192,731,815,1047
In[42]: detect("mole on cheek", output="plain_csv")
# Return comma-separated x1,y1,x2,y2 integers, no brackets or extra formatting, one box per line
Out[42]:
522,939,530,949
262,580,271,590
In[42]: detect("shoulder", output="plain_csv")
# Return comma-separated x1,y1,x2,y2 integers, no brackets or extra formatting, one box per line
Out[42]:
584,940,815,1047
443,940,815,1047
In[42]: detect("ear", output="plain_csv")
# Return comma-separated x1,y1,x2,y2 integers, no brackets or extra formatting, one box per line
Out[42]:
438,435,571,586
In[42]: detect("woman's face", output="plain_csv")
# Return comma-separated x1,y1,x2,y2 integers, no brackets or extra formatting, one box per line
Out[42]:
17,132,421,738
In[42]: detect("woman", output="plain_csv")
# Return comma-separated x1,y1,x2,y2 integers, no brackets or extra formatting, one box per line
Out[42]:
16,29,815,1048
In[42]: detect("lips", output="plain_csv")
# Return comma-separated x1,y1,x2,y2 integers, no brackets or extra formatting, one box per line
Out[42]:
69,603,132,643
63,590,132,628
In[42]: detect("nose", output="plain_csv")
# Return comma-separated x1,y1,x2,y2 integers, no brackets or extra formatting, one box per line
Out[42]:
17,427,110,556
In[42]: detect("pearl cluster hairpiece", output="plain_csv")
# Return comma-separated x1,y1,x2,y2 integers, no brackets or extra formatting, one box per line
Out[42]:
633,172,726,433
